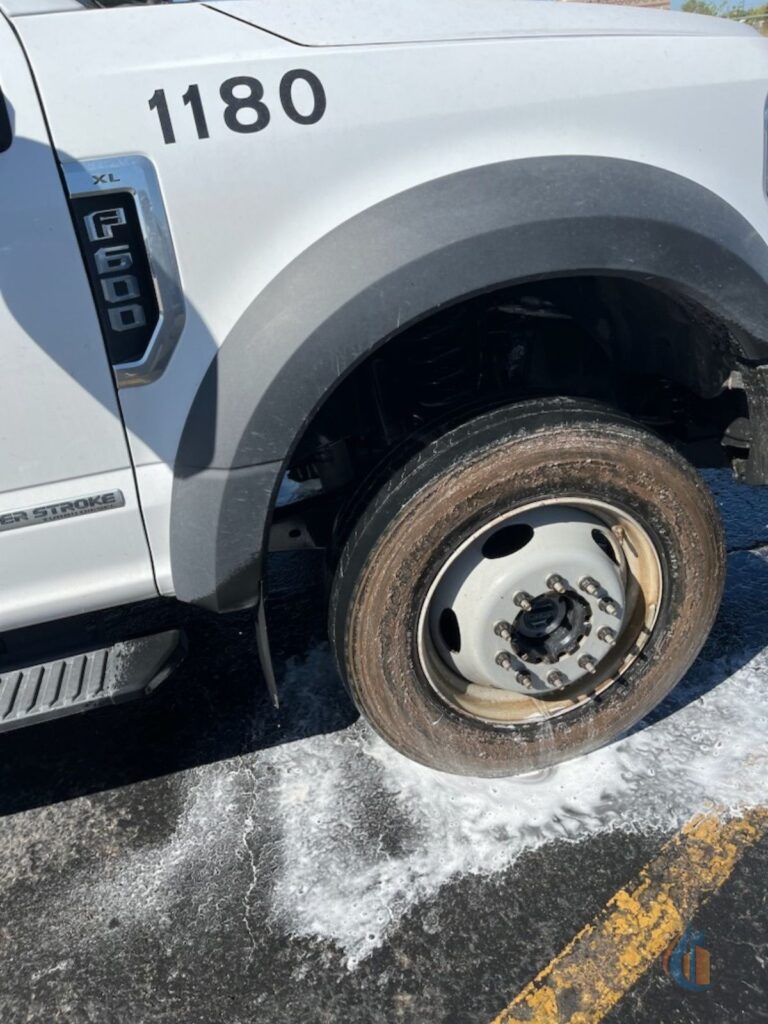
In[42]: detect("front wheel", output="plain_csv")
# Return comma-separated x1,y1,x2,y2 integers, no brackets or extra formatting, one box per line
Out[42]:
329,399,725,777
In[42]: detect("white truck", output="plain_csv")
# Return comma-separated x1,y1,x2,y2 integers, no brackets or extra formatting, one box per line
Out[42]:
1,0,767,776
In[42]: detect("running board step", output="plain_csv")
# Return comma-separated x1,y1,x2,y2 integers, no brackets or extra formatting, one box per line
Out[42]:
0,630,184,733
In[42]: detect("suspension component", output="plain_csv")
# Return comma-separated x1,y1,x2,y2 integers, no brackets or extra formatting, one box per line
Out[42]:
406,331,477,420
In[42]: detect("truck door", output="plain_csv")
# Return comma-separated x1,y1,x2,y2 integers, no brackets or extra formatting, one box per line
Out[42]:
0,15,157,631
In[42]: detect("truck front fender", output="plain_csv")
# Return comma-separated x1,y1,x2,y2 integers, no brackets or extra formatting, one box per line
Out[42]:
171,155,768,611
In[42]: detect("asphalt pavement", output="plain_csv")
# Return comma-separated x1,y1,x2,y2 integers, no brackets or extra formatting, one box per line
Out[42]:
0,469,766,1024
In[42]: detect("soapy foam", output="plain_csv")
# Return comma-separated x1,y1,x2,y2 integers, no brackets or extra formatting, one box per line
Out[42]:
267,606,767,966
28,546,768,971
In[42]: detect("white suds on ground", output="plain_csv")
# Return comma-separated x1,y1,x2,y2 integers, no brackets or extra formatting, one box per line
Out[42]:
27,524,768,971
267,605,768,966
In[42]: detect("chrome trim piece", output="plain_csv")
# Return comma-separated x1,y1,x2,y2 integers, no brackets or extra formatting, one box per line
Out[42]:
0,489,125,532
63,155,185,388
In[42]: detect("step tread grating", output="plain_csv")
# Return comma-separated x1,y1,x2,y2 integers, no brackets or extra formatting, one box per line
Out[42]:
0,631,183,732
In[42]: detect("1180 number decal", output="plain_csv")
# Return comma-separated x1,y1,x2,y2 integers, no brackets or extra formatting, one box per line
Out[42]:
148,70,326,144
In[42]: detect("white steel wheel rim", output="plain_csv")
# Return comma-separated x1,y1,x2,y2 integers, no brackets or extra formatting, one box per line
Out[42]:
416,497,663,726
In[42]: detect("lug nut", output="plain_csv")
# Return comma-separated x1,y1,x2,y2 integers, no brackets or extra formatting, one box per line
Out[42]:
578,655,598,674
599,599,619,616
516,670,533,688
579,577,601,596
547,670,568,687
496,652,513,670
514,591,534,612
547,574,567,594
494,621,512,641
598,627,617,646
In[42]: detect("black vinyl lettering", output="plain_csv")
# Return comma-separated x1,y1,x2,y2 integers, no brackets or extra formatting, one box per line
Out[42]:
219,76,270,134
148,89,176,145
279,69,326,126
148,72,325,141
183,84,210,140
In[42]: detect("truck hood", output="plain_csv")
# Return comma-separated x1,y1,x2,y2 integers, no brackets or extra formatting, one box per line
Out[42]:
206,0,756,45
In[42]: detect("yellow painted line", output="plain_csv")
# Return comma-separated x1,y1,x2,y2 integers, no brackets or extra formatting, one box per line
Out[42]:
491,808,768,1024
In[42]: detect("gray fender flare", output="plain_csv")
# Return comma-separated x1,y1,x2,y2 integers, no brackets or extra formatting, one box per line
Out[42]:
171,156,768,611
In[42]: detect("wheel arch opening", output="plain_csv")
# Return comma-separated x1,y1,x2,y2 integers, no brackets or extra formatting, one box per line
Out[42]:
274,272,750,557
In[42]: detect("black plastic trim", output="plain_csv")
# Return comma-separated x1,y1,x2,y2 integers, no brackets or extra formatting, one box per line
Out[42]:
171,156,768,610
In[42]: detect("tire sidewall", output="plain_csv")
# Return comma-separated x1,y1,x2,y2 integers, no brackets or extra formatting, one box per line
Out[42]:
330,400,725,776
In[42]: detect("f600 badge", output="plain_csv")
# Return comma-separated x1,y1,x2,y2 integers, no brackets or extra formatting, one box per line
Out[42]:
70,192,160,366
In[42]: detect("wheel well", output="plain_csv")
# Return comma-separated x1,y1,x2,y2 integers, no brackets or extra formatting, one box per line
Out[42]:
274,275,747,543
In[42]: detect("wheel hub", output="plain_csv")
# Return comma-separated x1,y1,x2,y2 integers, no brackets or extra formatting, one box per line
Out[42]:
511,591,591,664
516,594,567,638
429,506,628,695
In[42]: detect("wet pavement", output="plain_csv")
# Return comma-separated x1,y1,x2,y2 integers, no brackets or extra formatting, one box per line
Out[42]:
0,470,766,1024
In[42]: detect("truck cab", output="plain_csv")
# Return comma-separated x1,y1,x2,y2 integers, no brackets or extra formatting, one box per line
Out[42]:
1,0,767,774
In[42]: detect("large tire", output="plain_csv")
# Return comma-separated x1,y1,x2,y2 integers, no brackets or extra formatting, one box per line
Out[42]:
329,398,725,777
